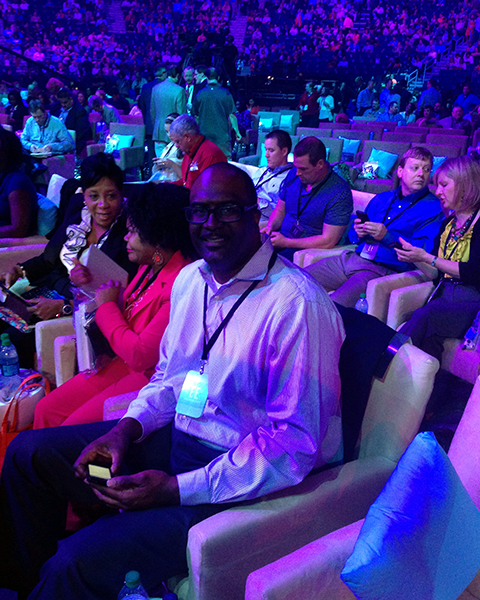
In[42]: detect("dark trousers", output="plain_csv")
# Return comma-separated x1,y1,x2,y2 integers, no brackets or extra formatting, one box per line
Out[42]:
400,281,480,361
300,114,319,128
0,421,231,600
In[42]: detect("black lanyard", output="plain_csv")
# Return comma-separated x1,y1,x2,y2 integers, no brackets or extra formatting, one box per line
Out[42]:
184,136,206,184
296,169,333,223
254,165,293,191
201,252,277,362
380,188,430,227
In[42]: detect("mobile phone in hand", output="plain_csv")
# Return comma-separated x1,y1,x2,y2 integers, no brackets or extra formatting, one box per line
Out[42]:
356,211,369,223
390,241,403,250
86,463,112,486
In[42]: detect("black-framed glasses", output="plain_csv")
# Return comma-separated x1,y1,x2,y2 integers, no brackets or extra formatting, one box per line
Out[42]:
184,204,258,224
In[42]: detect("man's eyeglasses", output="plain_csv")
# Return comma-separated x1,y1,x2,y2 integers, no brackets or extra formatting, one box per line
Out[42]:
184,204,258,224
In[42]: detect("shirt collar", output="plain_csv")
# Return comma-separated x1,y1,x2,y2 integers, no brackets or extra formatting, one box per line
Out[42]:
199,239,275,291
396,185,430,204
267,163,291,174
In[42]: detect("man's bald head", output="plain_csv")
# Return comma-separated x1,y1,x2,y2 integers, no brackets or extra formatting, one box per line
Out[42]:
191,163,257,207
189,163,261,283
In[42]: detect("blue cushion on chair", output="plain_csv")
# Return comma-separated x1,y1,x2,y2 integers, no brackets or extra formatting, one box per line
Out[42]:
341,432,480,600
366,147,398,178
339,137,361,162
432,155,447,174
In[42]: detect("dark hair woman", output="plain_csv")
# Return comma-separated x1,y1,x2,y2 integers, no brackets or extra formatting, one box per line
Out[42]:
0,153,136,367
5,89,29,132
34,182,194,428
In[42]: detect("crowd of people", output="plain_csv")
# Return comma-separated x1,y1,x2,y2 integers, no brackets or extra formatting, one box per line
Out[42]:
0,1,479,599
3,0,480,83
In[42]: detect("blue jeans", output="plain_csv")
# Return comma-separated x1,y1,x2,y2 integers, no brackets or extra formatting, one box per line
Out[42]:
0,421,232,600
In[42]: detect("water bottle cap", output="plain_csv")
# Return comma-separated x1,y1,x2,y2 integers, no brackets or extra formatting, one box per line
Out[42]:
0,333,11,346
125,571,141,588
360,293,366,298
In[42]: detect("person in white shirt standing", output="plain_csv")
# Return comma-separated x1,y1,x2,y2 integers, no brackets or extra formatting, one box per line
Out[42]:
0,163,345,600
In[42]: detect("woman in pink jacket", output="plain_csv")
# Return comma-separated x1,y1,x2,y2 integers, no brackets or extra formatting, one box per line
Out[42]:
34,182,194,428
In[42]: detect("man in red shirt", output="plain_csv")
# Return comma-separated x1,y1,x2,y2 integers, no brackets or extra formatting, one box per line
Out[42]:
297,81,320,127
168,114,227,189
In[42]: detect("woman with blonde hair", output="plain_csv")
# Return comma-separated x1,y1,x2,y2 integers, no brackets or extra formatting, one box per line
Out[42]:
395,155,480,360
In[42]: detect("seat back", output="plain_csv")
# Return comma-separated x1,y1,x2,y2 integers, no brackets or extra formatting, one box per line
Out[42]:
109,122,146,147
435,128,464,136
382,131,426,143
332,129,370,142
279,110,300,134
321,137,343,163
472,129,480,149
258,111,280,132
297,127,332,138
399,126,430,135
358,343,439,462
412,142,462,159
318,122,336,130
351,122,383,141
122,114,144,125
360,140,411,175
369,120,396,132
426,133,468,154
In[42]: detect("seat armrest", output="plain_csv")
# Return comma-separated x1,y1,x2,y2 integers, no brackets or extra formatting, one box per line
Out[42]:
178,457,396,600
0,236,48,248
386,280,435,330
87,143,106,156
0,244,46,273
118,145,145,170
35,318,75,385
239,154,260,166
366,269,430,323
245,520,363,600
54,334,77,387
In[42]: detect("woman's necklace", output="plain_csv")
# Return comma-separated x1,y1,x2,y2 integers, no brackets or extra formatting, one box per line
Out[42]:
450,211,477,241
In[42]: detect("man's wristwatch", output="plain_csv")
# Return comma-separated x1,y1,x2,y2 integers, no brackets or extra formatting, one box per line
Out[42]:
57,300,73,318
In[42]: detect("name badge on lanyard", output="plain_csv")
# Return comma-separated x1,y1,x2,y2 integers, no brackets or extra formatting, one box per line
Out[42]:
175,252,277,419
360,241,380,261
176,369,209,418
289,222,304,238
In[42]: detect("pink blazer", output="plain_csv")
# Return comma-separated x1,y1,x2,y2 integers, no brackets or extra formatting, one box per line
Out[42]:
95,251,190,376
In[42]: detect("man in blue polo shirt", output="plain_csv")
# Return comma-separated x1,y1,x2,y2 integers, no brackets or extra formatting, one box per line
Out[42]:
305,147,444,307
263,136,353,261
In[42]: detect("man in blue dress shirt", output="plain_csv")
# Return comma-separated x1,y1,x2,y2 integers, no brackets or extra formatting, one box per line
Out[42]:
306,147,444,307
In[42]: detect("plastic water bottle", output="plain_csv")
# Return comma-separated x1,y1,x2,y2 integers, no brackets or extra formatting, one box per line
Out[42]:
0,333,20,377
354,293,369,314
463,310,480,351
0,333,21,402
118,571,149,600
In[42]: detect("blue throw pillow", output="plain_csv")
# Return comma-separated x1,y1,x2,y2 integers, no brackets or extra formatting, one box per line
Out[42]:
367,147,398,178
104,134,135,154
339,137,361,162
341,432,480,600
432,155,447,175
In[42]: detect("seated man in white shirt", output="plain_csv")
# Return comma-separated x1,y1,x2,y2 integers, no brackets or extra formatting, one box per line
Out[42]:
252,129,294,228
0,163,345,600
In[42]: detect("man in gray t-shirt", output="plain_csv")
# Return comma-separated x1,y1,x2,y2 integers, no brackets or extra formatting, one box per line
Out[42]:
262,137,353,261
192,68,241,159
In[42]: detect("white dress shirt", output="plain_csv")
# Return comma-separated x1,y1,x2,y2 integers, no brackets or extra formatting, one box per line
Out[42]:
124,240,345,505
